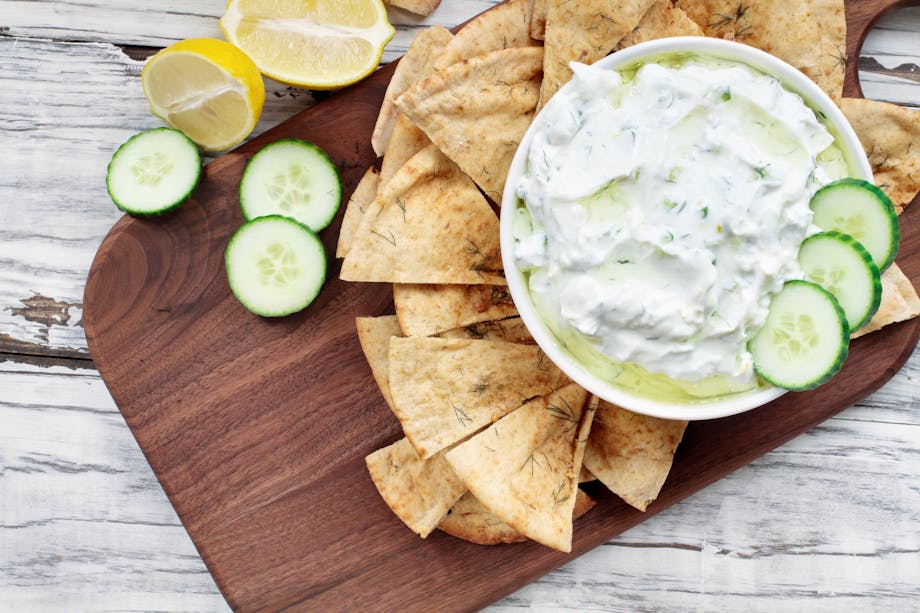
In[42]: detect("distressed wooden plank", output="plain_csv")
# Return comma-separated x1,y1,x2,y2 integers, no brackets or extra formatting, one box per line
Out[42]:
0,1,499,62
2,351,918,610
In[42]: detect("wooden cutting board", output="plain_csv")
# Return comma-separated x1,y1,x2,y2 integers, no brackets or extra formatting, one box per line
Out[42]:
84,1,920,610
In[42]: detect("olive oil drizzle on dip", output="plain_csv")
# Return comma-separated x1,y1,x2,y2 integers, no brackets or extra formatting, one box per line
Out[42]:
512,57,852,402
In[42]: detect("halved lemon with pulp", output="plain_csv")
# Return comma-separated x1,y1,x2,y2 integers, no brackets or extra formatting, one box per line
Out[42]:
142,38,265,151
219,0,395,90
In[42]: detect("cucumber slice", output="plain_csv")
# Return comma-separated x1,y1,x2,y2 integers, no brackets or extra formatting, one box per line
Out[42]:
749,280,849,391
809,178,899,272
106,128,201,217
798,231,882,331
224,215,327,317
240,139,342,232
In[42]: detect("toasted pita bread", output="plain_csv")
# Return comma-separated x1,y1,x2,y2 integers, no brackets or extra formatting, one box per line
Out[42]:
366,437,465,538
394,284,518,337
384,0,440,16
438,488,595,545
379,114,433,192
397,46,544,204
530,0,548,40
579,465,596,483
356,316,403,411
372,27,453,157
539,0,658,108
840,97,920,213
336,168,380,259
617,0,703,49
444,383,594,552
433,0,538,71
438,316,535,344
341,145,505,284
852,263,920,338
388,337,571,458
680,0,846,101
583,400,687,511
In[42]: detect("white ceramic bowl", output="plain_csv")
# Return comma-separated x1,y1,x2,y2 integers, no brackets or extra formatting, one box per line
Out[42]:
500,37,874,420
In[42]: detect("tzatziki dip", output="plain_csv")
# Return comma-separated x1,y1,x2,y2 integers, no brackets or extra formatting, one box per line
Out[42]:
512,56,852,402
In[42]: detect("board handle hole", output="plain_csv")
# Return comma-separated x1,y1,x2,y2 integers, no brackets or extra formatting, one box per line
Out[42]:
856,4,920,106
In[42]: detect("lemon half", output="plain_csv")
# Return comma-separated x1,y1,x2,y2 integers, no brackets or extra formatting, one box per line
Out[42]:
142,38,265,151
219,0,395,90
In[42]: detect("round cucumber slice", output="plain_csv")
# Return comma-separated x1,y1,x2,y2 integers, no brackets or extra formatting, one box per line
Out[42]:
240,138,342,232
224,215,327,317
809,178,899,272
106,128,202,217
799,231,881,331
749,280,849,391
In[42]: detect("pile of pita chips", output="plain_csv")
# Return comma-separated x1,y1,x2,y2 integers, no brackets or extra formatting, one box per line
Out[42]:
342,0,920,552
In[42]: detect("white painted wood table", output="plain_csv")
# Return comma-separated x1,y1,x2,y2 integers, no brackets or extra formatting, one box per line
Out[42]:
2,2,919,610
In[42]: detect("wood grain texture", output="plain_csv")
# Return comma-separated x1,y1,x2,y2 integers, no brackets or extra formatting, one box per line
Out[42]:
2,1,919,611
80,0,920,610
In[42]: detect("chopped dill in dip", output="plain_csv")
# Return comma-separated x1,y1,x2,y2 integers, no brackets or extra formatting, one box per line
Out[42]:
512,57,851,402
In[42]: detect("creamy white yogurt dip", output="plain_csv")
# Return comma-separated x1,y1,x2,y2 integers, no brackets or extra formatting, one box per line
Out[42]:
513,57,851,401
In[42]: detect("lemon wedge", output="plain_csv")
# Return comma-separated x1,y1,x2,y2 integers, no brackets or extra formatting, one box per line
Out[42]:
142,38,265,151
219,0,395,90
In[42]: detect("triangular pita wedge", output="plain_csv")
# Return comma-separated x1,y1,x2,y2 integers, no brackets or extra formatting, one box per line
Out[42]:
383,0,440,16
372,26,453,157
530,0,547,40
538,0,657,108
388,337,571,458
378,114,432,192
341,145,505,284
397,46,544,204
438,316,535,344
356,316,403,411
336,167,379,259
681,0,846,101
444,383,595,552
852,263,920,338
433,0,538,71
394,284,518,337
365,437,465,538
578,465,596,483
583,399,687,511
438,488,595,545
617,0,703,49
840,97,920,213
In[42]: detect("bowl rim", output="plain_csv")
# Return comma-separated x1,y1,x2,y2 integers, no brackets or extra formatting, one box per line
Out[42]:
499,36,874,421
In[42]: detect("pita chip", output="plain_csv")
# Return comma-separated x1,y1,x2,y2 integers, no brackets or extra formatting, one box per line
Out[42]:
840,97,920,213
438,488,595,545
356,316,403,411
341,145,505,285
583,399,687,511
852,263,920,338
530,0,548,40
394,284,518,337
438,316,535,344
680,0,846,101
539,0,658,108
372,26,453,157
378,114,432,192
388,337,571,458
397,46,544,204
617,0,703,49
579,465,596,483
366,437,465,538
336,167,379,259
383,0,440,17
433,0,538,71
444,383,595,552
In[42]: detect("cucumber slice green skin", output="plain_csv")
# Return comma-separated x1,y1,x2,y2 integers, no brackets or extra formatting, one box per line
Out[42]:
798,231,882,331
239,138,343,232
106,128,202,217
749,280,849,392
809,178,899,272
224,215,327,318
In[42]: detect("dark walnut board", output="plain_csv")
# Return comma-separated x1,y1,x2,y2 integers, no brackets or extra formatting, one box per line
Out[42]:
84,1,920,610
